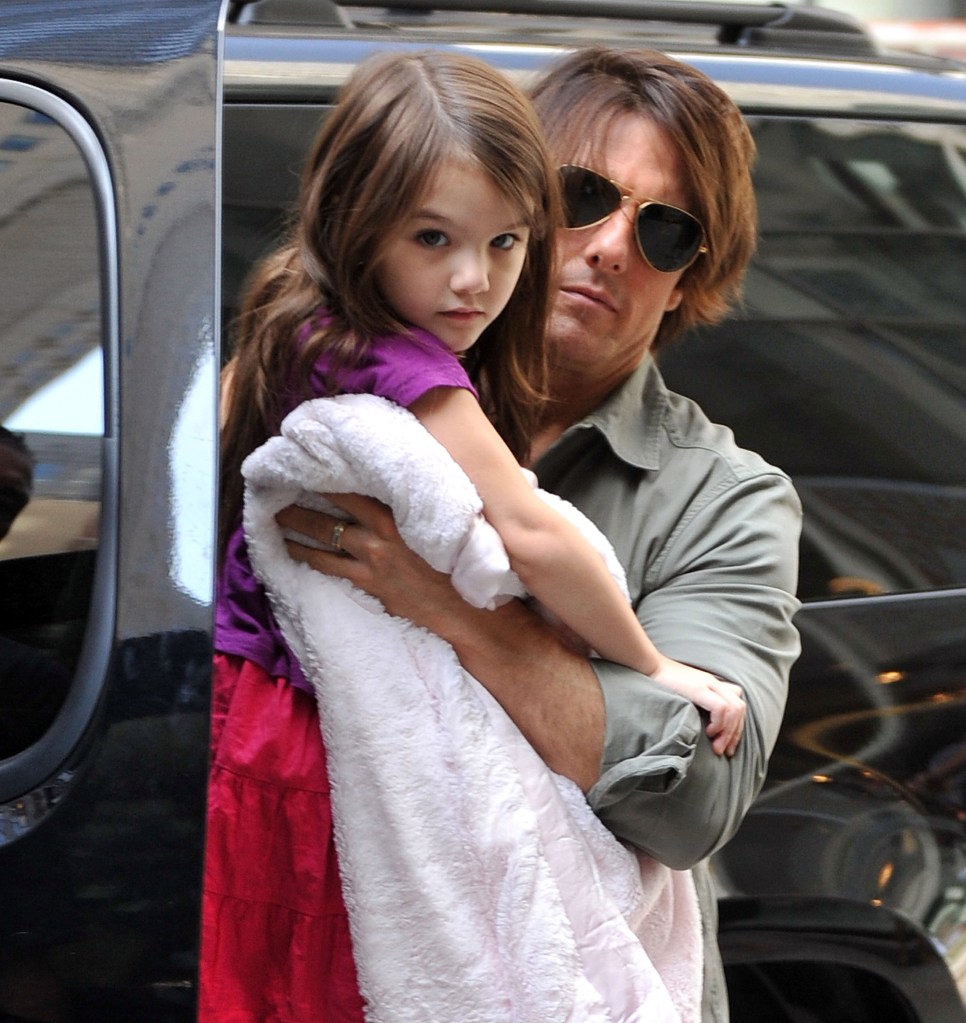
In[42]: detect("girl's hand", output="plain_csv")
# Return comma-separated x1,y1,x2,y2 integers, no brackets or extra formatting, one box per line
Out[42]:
651,657,745,757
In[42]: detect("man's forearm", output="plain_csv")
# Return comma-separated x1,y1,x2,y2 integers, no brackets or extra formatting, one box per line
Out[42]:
431,595,607,792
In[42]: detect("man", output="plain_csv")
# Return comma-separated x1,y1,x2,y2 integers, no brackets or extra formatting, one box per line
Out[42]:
281,47,801,1022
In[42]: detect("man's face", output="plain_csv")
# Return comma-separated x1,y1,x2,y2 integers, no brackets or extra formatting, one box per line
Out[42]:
548,113,692,387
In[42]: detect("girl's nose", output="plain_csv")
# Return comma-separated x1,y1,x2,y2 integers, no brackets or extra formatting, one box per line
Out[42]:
451,252,489,294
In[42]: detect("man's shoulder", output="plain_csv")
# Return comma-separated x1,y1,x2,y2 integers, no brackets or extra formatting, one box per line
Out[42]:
588,358,793,492
661,385,792,488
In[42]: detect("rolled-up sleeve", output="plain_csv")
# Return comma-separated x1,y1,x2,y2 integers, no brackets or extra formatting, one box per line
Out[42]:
588,470,802,868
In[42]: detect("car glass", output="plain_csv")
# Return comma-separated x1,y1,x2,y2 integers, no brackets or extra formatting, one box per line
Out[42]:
0,98,101,760
660,116,966,601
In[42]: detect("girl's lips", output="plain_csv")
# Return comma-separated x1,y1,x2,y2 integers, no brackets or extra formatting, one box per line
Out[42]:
440,308,485,323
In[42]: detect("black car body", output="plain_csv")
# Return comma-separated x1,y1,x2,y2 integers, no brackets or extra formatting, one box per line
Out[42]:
2,2,966,1020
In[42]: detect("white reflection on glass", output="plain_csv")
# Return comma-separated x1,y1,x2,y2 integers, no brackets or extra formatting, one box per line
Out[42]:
5,348,103,436
170,329,216,605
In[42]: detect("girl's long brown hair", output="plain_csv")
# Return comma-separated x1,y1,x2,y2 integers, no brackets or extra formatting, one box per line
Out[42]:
220,51,560,557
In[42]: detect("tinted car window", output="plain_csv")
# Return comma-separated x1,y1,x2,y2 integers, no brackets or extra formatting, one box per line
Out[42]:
0,97,102,760
660,116,966,601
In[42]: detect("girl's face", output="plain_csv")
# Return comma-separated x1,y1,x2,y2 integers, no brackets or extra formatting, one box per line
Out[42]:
375,159,531,354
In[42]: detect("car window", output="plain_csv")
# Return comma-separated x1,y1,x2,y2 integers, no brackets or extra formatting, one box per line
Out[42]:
661,115,966,602
0,91,106,764
226,106,966,605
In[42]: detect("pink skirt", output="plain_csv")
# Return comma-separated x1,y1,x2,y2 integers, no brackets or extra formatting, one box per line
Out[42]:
199,653,365,1023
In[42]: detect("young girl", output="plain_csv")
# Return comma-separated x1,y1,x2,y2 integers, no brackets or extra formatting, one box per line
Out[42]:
218,48,744,757
206,50,741,1022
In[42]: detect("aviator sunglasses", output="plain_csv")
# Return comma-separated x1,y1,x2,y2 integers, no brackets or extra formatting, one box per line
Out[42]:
558,164,708,273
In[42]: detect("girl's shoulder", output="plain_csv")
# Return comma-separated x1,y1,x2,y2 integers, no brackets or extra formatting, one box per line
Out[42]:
373,326,455,363
312,324,478,408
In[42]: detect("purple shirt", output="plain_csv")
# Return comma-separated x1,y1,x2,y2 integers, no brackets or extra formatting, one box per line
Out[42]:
215,325,477,692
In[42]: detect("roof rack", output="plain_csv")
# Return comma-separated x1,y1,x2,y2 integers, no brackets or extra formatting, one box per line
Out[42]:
228,0,879,56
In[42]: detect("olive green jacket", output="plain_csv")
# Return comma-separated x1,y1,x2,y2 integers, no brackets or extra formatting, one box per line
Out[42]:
533,355,803,1023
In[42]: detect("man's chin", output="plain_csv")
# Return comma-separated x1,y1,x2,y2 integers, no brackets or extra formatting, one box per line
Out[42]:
547,319,604,372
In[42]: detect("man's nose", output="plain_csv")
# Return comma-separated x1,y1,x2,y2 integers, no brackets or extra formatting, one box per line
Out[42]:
585,205,634,273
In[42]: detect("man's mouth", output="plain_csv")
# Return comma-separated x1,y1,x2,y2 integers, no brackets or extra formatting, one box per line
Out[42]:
560,283,617,313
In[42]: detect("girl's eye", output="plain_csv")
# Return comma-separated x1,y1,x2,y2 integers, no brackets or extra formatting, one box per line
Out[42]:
417,229,448,248
491,233,518,251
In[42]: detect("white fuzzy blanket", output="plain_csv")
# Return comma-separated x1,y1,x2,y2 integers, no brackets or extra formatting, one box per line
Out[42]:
242,393,702,1023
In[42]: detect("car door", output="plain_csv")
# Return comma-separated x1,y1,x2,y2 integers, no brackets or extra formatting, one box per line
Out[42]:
660,106,966,1021
0,3,221,1019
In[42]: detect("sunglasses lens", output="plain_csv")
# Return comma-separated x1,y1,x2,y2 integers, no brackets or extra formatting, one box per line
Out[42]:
559,166,621,229
636,203,704,273
559,166,706,272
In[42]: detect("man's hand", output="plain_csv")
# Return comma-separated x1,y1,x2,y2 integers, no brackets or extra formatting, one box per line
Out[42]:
276,494,459,630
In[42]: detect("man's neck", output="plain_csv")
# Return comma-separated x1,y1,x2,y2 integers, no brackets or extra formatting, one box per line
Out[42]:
528,419,567,466
529,374,614,465
529,351,651,466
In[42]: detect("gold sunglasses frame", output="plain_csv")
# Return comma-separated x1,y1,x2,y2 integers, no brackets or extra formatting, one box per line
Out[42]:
559,164,709,273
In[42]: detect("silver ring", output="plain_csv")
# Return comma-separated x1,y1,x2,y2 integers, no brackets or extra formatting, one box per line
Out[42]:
330,520,346,551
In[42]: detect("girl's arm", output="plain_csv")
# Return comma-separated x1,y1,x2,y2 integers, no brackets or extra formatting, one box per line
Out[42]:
409,386,744,754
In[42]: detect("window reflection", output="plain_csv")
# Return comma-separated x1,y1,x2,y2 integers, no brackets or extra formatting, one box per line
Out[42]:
0,98,101,758
661,118,966,601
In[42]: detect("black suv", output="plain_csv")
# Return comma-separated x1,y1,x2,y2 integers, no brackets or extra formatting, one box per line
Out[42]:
3,2,966,1020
